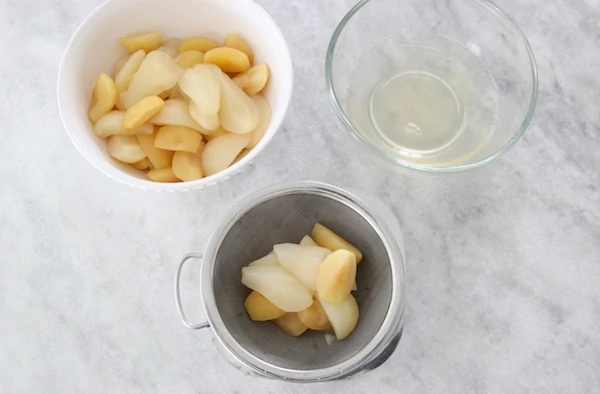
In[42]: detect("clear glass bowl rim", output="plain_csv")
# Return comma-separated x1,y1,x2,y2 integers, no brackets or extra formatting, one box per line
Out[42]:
325,0,539,173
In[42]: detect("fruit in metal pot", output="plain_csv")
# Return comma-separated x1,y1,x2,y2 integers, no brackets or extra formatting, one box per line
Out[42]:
312,223,363,263
319,294,359,340
241,264,313,312
274,244,331,291
273,313,308,337
244,291,285,321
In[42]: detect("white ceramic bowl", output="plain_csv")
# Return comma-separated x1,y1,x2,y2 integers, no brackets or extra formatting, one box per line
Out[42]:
58,0,293,191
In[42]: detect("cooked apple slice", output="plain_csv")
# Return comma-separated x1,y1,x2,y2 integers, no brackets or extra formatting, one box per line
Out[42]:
319,294,359,340
297,298,332,331
312,223,363,263
93,111,153,138
244,291,285,321
241,264,313,312
172,151,203,181
149,99,207,132
200,133,250,176
136,132,174,170
88,73,117,123
273,313,308,337
217,70,259,134
316,249,357,303
177,50,205,68
273,244,331,291
119,31,162,53
204,47,250,73
106,135,146,164
121,96,165,130
154,125,203,153
120,51,183,109
179,64,221,130
189,102,220,131
233,63,269,95
114,50,146,109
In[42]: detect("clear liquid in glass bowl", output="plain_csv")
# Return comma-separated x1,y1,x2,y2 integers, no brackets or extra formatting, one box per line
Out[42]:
347,37,499,167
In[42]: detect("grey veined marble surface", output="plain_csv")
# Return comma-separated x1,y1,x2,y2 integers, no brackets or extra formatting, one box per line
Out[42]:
1,0,599,393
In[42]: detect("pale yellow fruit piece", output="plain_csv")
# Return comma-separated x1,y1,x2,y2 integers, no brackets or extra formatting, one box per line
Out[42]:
217,71,259,134
316,249,357,304
248,252,278,267
120,31,162,53
297,298,332,331
176,50,205,68
203,126,229,140
246,94,271,149
319,294,359,340
146,167,179,182
204,47,250,73
121,96,165,130
149,99,207,132
244,291,285,321
120,51,183,109
273,313,308,337
157,38,182,58
114,50,146,109
107,135,146,164
241,264,313,312
299,235,318,247
93,111,153,138
88,73,117,123
201,133,250,176
179,36,219,54
131,158,151,170
179,64,221,129
154,125,203,153
113,54,130,76
273,244,331,291
172,151,203,181
312,223,363,264
136,132,174,170
233,63,269,96
224,34,254,64
189,102,220,131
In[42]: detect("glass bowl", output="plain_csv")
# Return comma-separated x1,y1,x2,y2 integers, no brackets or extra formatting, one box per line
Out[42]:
326,0,538,173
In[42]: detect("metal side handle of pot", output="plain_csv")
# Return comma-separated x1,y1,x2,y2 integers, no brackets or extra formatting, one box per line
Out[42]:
174,253,210,330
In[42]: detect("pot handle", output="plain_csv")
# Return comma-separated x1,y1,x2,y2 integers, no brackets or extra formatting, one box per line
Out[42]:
174,253,210,330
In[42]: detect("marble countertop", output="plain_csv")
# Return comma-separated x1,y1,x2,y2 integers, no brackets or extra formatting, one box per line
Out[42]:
1,0,599,392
